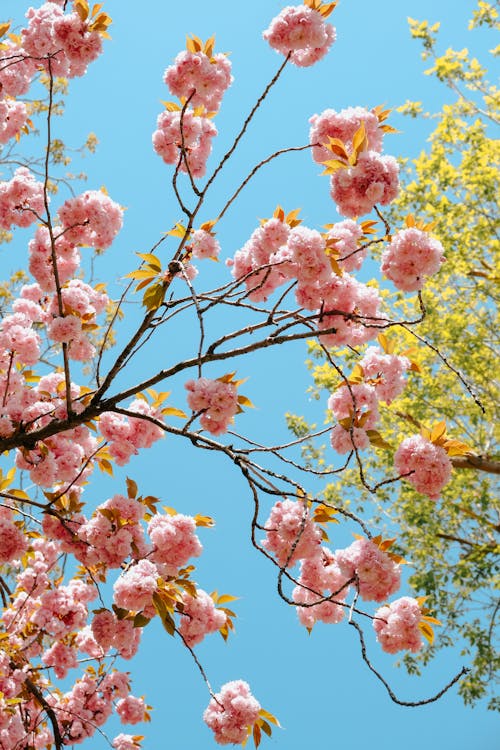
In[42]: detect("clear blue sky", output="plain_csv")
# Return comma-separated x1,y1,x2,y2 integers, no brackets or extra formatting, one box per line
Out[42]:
1,1,498,748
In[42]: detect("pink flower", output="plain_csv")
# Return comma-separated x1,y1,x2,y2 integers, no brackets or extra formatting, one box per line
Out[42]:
147,513,202,571
179,589,226,647
359,346,411,404
263,5,336,67
373,596,424,653
0,509,28,563
203,680,261,745
0,40,37,97
153,109,217,178
57,190,123,249
330,424,370,454
42,642,78,679
112,735,142,750
293,548,350,628
0,99,28,145
116,695,146,725
335,537,401,602
381,228,445,292
164,50,232,111
262,499,322,567
330,151,399,218
227,217,293,302
325,219,365,272
113,559,159,612
0,167,45,229
190,229,220,259
328,383,380,430
185,377,239,435
310,107,384,165
394,434,452,500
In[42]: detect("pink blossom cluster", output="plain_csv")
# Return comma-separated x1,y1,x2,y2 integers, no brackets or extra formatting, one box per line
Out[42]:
373,596,424,653
329,422,370,453
293,547,350,628
380,227,446,292
316,275,382,348
57,189,124,249
21,2,103,78
179,588,227,647
113,559,159,613
335,537,401,602
41,641,79,679
52,670,135,745
164,49,232,112
0,97,28,144
358,345,411,404
148,512,202,573
0,516,154,745
228,217,382,348
308,106,400,217
0,507,28,563
326,219,366,272
154,36,232,179
91,609,142,659
0,310,41,368
328,344,413,454
263,5,336,67
43,502,204,591
28,225,81,291
0,39,37,97
185,377,239,435
328,383,380,431
43,277,109,361
152,108,218,179
99,399,164,465
113,735,142,750
310,106,384,165
77,494,149,568
3,541,60,660
32,579,96,638
203,680,261,745
0,167,44,229
330,150,399,218
116,695,147,725
190,228,221,259
262,499,322,567
0,652,33,747
394,433,452,500
226,216,293,302
13,372,97,488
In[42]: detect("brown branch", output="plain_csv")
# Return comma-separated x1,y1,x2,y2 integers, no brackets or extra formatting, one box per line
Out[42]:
451,455,500,475
24,676,63,750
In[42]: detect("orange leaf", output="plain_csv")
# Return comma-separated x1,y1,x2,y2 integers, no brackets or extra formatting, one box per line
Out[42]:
430,420,447,443
418,621,435,644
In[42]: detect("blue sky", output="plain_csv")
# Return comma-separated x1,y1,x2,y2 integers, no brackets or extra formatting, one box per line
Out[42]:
1,1,498,748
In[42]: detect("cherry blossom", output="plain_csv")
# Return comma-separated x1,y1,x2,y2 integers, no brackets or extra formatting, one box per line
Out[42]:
394,433,452,500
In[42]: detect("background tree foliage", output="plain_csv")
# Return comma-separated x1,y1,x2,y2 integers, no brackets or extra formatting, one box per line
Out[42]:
291,0,499,709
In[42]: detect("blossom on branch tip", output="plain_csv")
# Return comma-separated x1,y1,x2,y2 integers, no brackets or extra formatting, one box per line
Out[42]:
381,227,445,292
329,150,399,218
203,680,261,745
394,433,452,500
263,5,336,67
164,44,233,112
153,108,217,179
310,106,384,165
335,536,401,602
373,596,424,653
57,189,123,249
262,499,322,567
